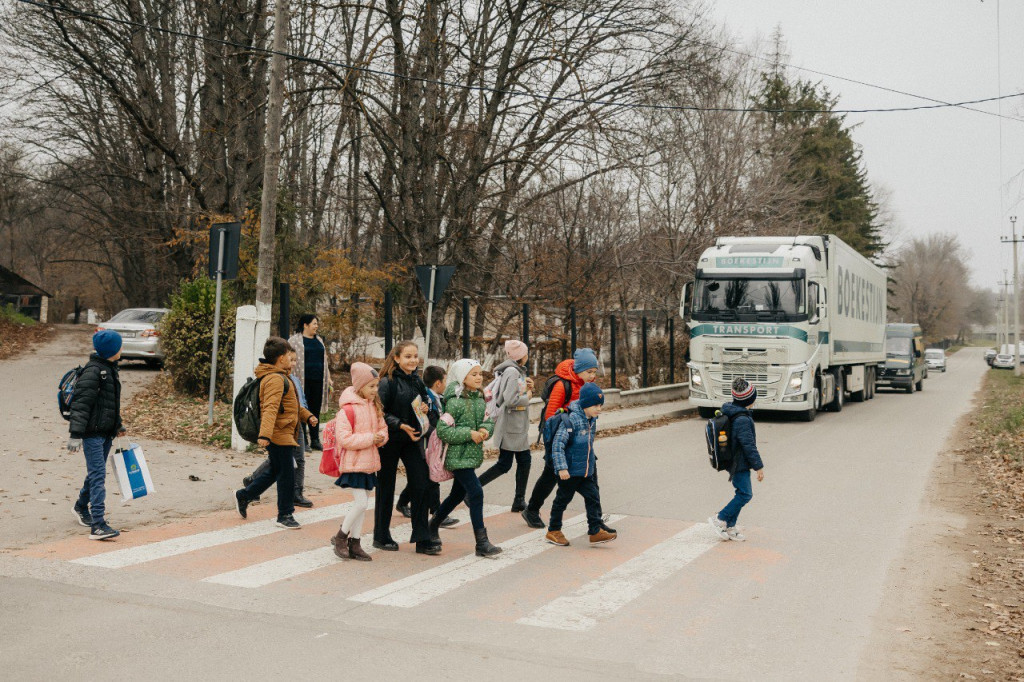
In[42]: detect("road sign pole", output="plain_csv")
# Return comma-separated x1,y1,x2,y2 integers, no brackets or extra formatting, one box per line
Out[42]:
208,228,226,425
424,265,437,364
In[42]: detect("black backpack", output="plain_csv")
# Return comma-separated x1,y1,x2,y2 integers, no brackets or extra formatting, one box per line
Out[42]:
536,375,573,443
541,408,574,461
705,410,739,472
233,374,289,443
57,366,86,421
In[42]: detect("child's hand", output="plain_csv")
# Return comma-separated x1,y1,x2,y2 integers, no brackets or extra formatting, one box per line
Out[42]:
308,416,319,427
558,470,570,480
476,428,489,440
756,469,764,482
374,433,385,446
400,424,421,441
470,431,485,444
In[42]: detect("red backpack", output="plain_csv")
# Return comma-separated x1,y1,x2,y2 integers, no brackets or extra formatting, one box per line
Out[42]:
319,404,356,478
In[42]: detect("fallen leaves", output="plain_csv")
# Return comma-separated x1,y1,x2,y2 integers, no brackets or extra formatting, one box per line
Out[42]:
0,319,54,361
122,374,233,449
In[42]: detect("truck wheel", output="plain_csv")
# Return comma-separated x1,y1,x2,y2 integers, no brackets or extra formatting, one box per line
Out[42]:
867,369,876,399
800,378,821,422
698,406,716,419
850,369,866,403
905,380,915,394
915,376,924,391
830,372,844,412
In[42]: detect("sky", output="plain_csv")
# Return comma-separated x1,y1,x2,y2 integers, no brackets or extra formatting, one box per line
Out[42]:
709,0,1024,289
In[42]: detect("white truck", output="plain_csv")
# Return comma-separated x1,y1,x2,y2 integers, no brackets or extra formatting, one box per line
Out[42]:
681,234,886,421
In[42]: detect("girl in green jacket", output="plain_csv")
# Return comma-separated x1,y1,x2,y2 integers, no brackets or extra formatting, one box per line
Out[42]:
430,359,502,557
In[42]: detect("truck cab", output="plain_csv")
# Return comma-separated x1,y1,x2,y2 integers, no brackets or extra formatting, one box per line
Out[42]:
877,323,926,393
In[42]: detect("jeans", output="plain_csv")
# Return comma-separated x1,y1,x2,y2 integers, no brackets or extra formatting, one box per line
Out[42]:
435,468,485,530
250,446,306,497
526,461,558,514
548,474,602,535
77,436,112,525
241,443,296,518
478,448,531,498
375,440,431,544
718,470,753,528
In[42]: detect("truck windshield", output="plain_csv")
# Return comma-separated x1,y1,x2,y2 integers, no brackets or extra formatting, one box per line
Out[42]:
692,277,806,322
885,337,912,356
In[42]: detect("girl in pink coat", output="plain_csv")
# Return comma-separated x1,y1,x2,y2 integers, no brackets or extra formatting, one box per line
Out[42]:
330,363,388,561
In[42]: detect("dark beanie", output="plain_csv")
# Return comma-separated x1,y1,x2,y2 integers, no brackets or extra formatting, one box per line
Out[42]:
578,382,605,409
93,330,123,360
731,378,756,407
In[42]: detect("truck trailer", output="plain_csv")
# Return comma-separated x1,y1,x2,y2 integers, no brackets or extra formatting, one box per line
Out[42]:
681,234,887,421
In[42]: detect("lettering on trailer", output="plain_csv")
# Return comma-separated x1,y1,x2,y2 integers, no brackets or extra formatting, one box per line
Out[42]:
690,323,808,342
715,256,785,268
836,264,885,324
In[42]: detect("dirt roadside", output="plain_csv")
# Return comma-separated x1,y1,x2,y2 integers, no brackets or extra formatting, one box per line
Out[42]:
864,385,1024,679
0,326,277,552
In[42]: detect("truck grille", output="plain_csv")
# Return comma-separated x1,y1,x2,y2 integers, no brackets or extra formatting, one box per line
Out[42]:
721,362,769,383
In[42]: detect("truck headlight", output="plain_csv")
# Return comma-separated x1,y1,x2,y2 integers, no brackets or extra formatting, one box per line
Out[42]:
789,375,803,391
897,369,910,376
691,370,702,387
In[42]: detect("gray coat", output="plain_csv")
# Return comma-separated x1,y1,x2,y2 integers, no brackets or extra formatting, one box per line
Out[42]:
490,359,532,451
287,332,331,410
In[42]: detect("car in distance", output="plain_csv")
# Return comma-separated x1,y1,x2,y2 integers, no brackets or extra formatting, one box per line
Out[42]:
96,308,169,367
924,348,947,372
993,353,1015,370
986,348,997,366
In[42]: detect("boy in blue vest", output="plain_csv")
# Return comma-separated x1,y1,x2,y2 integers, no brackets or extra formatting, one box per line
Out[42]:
544,382,616,546
708,378,765,541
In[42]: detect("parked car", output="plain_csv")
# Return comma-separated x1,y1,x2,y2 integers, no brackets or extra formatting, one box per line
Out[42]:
986,348,997,366
96,308,168,367
924,349,947,372
993,353,1015,370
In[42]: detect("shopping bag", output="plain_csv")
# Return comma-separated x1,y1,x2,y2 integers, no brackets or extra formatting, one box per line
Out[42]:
112,442,155,504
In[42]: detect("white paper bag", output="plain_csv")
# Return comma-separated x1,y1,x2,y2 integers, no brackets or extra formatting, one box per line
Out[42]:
111,442,155,505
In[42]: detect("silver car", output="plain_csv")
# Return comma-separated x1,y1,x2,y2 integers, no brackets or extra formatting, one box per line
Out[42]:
924,349,946,372
993,353,1015,370
97,308,169,367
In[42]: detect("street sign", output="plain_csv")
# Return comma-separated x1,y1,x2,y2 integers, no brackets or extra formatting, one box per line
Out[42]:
208,222,242,280
415,265,455,305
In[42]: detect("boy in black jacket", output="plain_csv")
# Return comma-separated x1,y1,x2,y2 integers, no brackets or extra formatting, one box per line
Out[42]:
67,330,125,540
708,378,765,542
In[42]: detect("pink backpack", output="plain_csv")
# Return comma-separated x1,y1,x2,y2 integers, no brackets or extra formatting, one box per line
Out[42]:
319,404,356,478
425,413,455,483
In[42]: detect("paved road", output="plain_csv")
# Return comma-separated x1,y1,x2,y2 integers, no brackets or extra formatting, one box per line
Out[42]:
0,349,988,679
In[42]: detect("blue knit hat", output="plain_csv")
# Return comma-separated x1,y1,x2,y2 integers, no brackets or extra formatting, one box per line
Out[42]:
93,329,123,359
573,347,598,374
578,382,604,409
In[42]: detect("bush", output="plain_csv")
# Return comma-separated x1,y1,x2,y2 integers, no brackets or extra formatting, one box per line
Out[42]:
0,303,37,325
160,277,236,400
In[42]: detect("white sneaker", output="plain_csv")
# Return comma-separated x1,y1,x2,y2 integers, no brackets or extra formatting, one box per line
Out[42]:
725,527,745,542
708,516,729,540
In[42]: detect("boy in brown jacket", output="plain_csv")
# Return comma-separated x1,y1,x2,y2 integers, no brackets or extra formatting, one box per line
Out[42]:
234,337,317,528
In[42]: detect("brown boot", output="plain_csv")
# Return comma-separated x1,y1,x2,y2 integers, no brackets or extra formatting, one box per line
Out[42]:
348,537,372,562
330,527,349,558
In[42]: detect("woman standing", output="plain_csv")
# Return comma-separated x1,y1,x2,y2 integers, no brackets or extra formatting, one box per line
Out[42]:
478,340,533,511
430,359,502,558
374,341,439,556
288,314,332,451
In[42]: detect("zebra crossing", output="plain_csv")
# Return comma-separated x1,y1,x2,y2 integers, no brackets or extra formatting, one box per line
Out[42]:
19,490,735,632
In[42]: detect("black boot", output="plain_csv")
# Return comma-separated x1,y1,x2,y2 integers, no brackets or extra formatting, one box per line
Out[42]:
474,527,502,558
428,514,443,546
511,495,527,513
293,457,313,508
521,507,545,529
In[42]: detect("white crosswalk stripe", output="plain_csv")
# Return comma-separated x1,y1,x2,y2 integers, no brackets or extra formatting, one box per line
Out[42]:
72,502,358,569
516,523,719,631
348,514,626,608
203,504,506,588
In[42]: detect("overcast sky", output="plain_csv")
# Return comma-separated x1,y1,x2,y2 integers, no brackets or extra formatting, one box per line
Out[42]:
709,0,1024,289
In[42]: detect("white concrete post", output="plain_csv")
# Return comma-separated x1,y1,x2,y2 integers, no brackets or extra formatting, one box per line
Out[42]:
231,304,273,451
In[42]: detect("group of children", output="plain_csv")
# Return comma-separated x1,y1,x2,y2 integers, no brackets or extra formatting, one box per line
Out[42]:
68,330,765,555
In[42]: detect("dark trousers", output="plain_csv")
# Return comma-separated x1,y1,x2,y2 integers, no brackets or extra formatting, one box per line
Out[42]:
526,461,558,514
241,443,296,518
375,440,430,544
250,447,306,496
305,377,323,445
77,436,112,525
549,474,602,535
435,468,485,530
398,480,440,514
478,448,531,498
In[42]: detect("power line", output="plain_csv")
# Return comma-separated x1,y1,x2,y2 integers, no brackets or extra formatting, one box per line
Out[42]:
539,0,1024,124
13,0,1024,116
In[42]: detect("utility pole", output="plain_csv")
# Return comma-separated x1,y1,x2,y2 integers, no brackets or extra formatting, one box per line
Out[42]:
999,271,1011,354
255,0,289,321
1002,216,1021,375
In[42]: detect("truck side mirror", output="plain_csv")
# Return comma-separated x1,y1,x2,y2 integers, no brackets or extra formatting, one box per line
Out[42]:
808,282,820,324
680,281,694,319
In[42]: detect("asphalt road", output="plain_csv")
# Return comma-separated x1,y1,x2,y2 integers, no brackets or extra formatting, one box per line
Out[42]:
0,348,988,680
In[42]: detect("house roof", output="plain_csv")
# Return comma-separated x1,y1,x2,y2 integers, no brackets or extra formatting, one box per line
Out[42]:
0,264,52,298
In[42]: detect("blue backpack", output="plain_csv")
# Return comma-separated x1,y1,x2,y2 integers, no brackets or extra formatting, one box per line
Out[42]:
541,408,573,462
58,366,86,421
